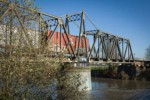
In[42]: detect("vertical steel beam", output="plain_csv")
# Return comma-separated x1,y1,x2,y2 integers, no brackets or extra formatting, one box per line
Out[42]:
9,10,13,56
60,24,62,50
83,19,88,57
124,42,128,60
106,34,110,60
98,36,100,60
65,15,70,34
77,12,84,58
5,25,8,50
97,36,101,60
102,36,104,59
115,39,118,60
128,42,130,61
122,39,124,61
38,13,42,53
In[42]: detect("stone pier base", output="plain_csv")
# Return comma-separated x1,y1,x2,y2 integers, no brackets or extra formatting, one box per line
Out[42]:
66,67,92,91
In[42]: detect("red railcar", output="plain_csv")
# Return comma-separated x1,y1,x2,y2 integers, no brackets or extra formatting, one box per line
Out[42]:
48,30,90,54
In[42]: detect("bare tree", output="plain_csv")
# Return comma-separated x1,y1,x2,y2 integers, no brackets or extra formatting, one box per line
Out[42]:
0,0,83,99
145,45,150,60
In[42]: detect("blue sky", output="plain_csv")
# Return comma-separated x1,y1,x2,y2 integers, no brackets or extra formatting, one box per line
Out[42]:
36,0,150,59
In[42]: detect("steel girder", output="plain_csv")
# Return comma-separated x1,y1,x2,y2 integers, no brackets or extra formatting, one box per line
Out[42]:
86,30,134,62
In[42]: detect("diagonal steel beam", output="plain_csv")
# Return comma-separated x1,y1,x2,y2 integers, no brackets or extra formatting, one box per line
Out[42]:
128,42,134,61
0,4,11,22
93,46,97,57
88,31,99,59
96,36,102,60
62,24,75,58
109,38,116,59
47,23,59,43
0,0,60,19
62,34,72,54
124,42,128,60
116,39,123,60
13,8,34,49
101,35,108,60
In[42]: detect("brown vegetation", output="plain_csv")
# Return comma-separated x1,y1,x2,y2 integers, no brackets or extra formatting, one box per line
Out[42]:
0,0,83,99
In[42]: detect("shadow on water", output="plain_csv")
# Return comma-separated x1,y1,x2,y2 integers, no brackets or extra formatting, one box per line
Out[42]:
83,78,150,100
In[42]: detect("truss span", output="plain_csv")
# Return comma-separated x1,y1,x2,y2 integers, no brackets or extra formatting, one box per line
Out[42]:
0,1,134,63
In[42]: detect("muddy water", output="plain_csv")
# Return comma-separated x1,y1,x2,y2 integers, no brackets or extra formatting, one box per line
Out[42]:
84,78,150,100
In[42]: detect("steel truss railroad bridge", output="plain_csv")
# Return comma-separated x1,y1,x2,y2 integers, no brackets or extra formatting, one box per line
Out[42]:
0,0,134,63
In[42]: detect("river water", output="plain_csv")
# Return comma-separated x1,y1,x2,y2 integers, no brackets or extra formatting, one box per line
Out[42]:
84,78,150,100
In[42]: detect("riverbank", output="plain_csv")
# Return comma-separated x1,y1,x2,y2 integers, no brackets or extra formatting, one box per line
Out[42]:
91,65,150,81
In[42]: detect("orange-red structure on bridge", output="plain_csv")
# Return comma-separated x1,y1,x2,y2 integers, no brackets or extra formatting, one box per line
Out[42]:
48,30,90,54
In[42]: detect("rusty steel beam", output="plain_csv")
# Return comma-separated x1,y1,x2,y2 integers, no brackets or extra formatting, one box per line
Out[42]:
0,0,60,19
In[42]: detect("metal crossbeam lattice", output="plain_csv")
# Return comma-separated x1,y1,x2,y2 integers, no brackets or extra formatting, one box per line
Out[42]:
67,13,82,22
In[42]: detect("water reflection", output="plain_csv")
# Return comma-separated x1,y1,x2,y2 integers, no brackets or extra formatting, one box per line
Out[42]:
84,78,150,100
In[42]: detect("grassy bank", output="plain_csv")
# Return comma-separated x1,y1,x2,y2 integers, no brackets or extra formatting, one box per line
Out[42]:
91,65,118,79
91,65,150,81
137,69,150,81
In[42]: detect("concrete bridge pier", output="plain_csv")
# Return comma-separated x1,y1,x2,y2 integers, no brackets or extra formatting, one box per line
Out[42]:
65,62,92,91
